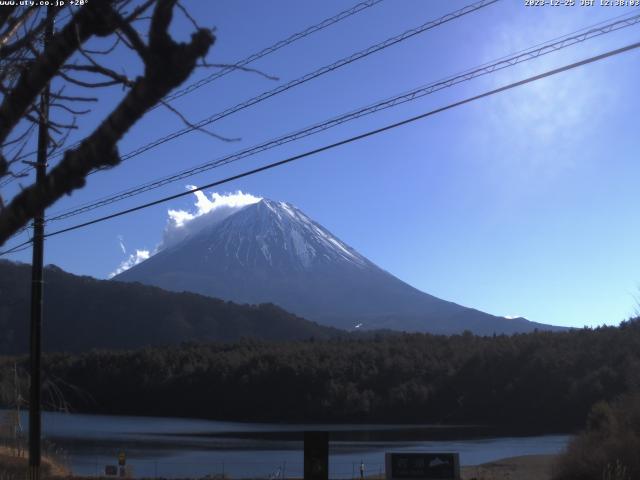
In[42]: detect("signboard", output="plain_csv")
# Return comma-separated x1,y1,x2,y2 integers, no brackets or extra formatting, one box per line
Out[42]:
104,465,118,476
304,431,329,480
385,453,460,480
118,451,126,466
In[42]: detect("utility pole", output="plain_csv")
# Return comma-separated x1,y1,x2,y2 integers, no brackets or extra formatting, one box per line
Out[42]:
29,8,53,480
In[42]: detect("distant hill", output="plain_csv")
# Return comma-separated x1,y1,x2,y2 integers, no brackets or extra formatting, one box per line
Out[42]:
0,260,339,354
116,198,565,335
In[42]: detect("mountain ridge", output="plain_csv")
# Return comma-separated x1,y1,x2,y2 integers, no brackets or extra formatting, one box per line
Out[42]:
116,198,565,335
0,259,339,354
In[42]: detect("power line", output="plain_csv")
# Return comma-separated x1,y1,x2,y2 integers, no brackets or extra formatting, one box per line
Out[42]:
0,167,30,188
32,39,640,242
0,0,385,187
45,11,640,223
160,0,385,105
403,8,640,96
0,238,32,256
92,0,499,170
12,0,497,207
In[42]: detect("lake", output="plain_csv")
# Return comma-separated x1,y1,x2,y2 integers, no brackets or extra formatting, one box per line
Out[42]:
6,410,570,478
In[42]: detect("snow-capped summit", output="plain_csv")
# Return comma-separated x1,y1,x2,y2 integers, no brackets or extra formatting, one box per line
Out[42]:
208,199,368,271
115,197,563,335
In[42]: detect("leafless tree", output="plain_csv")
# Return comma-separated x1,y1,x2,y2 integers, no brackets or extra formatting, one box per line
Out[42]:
0,362,78,457
0,0,216,246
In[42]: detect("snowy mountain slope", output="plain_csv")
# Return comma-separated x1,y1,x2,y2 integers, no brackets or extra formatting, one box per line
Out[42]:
115,199,564,334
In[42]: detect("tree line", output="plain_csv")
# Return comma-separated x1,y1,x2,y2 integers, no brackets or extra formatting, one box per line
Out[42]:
2,319,639,431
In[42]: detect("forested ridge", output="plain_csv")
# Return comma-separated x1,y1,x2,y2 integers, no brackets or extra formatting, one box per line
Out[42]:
0,260,338,354
2,319,639,431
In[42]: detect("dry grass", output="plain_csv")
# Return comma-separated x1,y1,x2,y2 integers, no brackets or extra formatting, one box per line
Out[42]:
0,450,561,480
462,454,556,480
552,394,640,480
0,445,70,479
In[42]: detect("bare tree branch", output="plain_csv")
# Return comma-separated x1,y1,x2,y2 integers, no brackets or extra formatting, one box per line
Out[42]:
159,99,239,143
49,93,98,102
81,35,120,55
58,67,131,88
57,69,123,88
48,117,77,157
116,15,148,58
176,1,200,31
0,9,49,60
199,61,279,81
123,0,157,23
0,8,34,45
0,6,18,32
0,0,215,245
0,1,123,145
50,103,91,115
2,123,35,149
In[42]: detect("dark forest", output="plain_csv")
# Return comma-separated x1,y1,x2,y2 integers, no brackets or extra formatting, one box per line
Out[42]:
2,319,638,432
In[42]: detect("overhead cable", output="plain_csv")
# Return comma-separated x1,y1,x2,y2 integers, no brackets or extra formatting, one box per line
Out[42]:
45,11,640,223
29,39,640,242
0,0,386,187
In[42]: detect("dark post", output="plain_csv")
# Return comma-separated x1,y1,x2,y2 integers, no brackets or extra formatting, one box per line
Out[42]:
28,8,53,480
304,431,329,480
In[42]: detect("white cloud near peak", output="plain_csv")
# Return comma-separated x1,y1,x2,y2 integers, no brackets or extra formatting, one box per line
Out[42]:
109,249,150,278
162,189,261,250
108,190,261,279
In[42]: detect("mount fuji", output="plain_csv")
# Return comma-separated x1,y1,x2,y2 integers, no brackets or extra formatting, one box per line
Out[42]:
114,198,562,335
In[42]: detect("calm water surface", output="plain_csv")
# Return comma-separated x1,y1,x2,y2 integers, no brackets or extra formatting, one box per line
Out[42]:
11,410,570,478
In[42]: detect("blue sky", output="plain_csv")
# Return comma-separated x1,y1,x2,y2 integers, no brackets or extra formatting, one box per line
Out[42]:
3,0,640,328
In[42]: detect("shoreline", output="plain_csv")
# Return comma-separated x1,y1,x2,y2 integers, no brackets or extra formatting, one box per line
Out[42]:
0,448,558,480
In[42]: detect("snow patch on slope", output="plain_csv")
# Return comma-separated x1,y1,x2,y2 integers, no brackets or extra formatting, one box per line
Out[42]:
255,199,367,269
110,193,368,277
